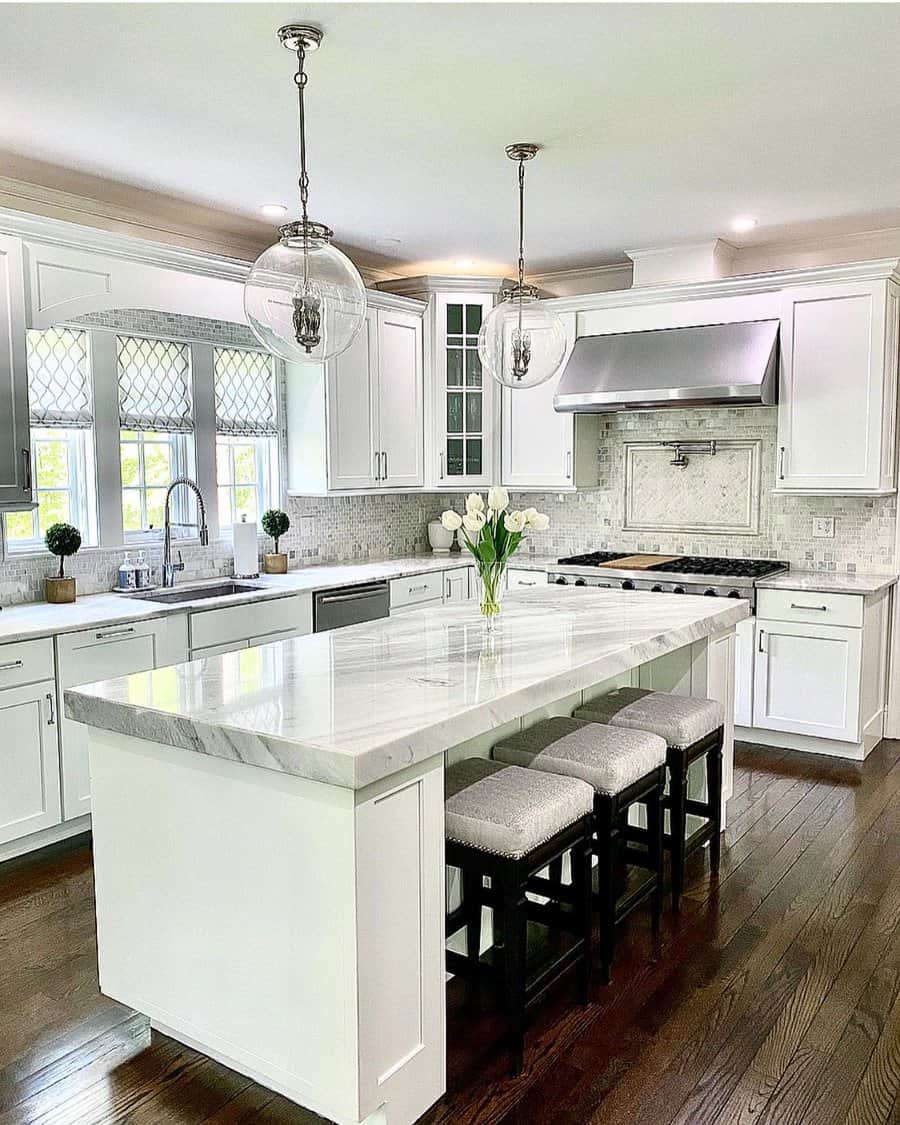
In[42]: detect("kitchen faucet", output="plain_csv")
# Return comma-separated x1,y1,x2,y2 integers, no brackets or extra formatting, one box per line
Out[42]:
162,477,209,587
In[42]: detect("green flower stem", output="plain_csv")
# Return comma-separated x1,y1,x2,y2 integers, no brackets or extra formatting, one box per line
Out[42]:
478,562,506,619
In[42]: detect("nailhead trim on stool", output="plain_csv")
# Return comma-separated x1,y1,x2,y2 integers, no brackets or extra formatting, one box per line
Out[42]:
493,718,668,983
575,691,725,912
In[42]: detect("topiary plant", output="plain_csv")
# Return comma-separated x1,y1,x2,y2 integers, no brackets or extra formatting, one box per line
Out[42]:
261,508,290,554
45,522,82,578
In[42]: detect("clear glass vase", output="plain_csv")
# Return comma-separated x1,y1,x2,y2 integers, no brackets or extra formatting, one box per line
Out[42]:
478,562,507,631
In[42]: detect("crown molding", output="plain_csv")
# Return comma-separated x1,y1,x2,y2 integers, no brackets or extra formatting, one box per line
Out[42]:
377,274,511,298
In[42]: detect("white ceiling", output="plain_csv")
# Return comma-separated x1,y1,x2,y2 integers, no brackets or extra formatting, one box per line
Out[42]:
2,3,900,275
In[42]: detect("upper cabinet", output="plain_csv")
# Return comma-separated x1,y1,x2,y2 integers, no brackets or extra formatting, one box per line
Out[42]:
432,293,496,488
776,279,899,494
0,235,32,509
287,294,425,494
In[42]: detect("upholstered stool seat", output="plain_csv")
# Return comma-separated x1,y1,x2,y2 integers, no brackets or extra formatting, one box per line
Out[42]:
492,717,667,983
444,757,594,1075
575,688,726,912
574,687,724,749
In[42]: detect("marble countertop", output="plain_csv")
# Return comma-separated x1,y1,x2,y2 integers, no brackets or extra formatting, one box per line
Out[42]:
757,571,898,596
65,587,748,791
0,553,556,645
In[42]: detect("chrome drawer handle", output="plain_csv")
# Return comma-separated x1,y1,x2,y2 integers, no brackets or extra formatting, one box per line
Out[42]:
46,692,56,725
0,659,24,671
518,580,537,586
96,626,136,639
790,603,828,612
409,584,430,593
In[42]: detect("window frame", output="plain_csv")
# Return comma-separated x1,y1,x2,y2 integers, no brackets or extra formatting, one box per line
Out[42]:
1,324,285,561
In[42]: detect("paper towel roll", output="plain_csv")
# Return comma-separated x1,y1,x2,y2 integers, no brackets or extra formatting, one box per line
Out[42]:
232,519,259,578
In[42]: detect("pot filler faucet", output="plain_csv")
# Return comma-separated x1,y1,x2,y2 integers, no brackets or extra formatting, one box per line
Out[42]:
162,476,209,588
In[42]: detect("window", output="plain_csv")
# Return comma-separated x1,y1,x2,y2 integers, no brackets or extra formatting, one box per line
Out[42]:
4,327,98,551
213,347,279,528
117,336,194,535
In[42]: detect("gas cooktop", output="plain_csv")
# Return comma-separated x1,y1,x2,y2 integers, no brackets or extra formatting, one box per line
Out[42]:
556,552,787,580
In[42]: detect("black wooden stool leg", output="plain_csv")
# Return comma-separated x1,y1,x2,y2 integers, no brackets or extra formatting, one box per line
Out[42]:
595,799,617,984
707,732,724,875
547,856,564,887
647,771,664,935
460,865,482,975
573,839,593,1003
668,754,687,912
500,868,528,1076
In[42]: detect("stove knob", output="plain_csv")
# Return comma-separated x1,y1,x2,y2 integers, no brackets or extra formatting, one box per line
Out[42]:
555,576,568,585
673,586,686,594
727,589,742,599
704,588,718,597
651,584,664,593
575,578,587,587
621,580,635,590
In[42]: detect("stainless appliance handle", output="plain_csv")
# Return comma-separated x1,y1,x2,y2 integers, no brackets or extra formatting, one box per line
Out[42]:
790,603,828,612
46,691,56,726
318,588,387,605
96,627,136,640
382,451,388,480
0,659,24,672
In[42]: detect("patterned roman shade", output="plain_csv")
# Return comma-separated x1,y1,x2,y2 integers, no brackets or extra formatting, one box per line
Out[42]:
27,327,93,428
213,347,277,437
117,335,193,433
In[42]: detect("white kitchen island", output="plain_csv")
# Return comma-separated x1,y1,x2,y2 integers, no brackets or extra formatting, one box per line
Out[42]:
64,587,747,1125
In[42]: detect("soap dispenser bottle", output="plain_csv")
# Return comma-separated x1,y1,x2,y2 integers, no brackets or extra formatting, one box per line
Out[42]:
118,553,135,591
135,550,150,589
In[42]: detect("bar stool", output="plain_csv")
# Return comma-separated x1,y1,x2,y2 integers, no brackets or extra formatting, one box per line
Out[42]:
575,688,725,911
492,717,667,984
444,757,594,1075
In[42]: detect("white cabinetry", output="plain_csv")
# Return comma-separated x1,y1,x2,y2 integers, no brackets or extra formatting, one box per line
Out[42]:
500,312,598,490
507,568,545,590
0,234,32,510
287,295,425,494
189,595,312,657
0,638,60,845
442,567,472,604
56,619,170,819
776,280,899,493
747,587,889,758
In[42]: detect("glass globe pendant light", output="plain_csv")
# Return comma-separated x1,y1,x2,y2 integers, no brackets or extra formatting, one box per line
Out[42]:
478,144,567,389
244,26,366,364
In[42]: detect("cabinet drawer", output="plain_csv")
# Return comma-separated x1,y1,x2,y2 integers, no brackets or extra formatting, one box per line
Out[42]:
0,637,54,689
756,589,863,628
507,569,544,590
390,572,444,609
190,595,311,651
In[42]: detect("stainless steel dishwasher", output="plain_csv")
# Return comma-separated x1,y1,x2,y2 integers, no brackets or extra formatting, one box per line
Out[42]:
313,582,391,632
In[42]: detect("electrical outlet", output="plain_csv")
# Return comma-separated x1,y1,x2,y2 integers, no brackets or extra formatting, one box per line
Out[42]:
813,517,835,538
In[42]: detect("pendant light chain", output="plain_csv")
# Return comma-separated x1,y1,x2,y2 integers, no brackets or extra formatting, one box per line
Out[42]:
293,45,311,229
517,156,526,292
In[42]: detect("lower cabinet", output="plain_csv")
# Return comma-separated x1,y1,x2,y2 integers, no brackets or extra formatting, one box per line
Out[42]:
0,679,61,845
442,567,472,604
507,568,545,591
56,619,169,820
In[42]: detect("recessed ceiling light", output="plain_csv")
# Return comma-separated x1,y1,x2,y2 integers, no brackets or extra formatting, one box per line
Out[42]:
259,203,288,218
731,216,758,233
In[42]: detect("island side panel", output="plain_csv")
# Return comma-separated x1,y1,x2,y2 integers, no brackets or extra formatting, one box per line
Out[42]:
88,728,364,1125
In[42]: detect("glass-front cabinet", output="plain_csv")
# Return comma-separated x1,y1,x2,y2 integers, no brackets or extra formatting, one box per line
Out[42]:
434,292,496,488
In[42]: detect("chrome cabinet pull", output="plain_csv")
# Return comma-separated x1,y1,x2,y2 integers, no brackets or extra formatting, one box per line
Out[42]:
409,583,429,593
778,446,786,481
790,603,828,612
96,626,136,640
758,628,766,654
22,448,31,492
382,451,388,480
439,452,445,480
566,451,572,479
374,451,381,481
46,691,56,726
0,659,24,672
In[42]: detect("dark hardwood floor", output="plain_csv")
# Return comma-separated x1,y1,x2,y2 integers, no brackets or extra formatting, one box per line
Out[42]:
4,741,900,1124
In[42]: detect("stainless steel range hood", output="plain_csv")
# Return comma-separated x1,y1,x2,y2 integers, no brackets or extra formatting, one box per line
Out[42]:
554,319,780,413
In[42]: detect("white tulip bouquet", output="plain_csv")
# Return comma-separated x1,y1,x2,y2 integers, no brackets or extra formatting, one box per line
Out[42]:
442,486,550,624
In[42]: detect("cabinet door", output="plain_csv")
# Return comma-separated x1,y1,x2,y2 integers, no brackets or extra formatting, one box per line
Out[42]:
442,568,470,604
435,294,495,488
0,680,61,845
753,619,861,741
56,622,161,819
734,617,755,727
501,312,576,489
0,235,32,508
777,282,895,492
377,310,424,488
327,308,379,489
